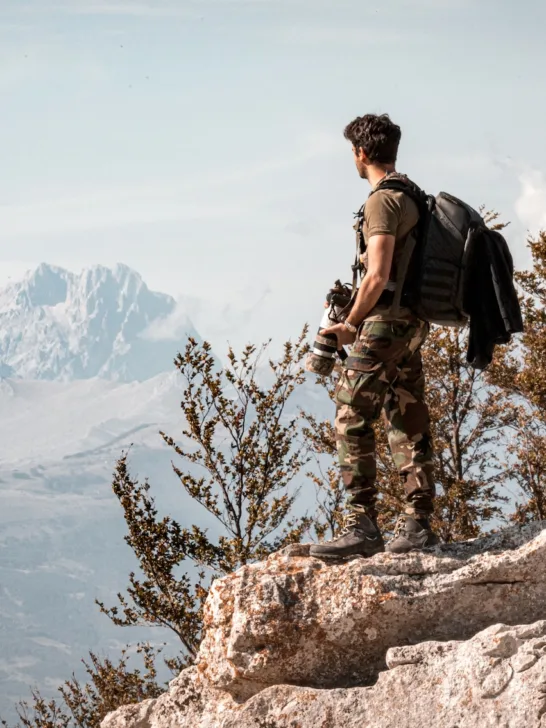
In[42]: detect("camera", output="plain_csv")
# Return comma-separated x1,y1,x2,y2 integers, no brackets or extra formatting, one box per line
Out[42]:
305,280,353,376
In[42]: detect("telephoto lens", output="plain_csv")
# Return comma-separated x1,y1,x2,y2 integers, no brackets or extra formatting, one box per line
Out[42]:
305,281,353,376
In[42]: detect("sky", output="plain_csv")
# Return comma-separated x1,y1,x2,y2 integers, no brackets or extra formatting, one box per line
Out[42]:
1,0,546,348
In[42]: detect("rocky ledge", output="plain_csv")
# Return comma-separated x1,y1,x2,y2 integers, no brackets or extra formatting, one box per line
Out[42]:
102,522,546,728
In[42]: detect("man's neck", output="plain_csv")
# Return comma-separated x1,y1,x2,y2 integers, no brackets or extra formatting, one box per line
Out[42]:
368,165,396,189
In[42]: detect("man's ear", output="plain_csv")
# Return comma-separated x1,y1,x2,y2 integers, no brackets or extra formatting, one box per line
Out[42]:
355,146,369,164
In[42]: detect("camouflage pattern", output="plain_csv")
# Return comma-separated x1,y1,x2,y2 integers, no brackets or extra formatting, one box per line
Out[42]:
306,350,336,376
334,316,435,518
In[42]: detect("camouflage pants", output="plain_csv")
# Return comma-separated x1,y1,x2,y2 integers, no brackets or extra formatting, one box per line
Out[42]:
334,316,435,518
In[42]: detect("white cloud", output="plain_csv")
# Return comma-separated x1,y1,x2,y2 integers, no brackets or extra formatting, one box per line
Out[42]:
515,168,546,235
140,284,275,353
139,304,194,342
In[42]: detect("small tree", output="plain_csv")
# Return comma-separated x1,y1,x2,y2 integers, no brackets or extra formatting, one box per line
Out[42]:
510,231,546,411
4,330,319,727
165,332,314,567
422,327,513,541
96,455,209,664
97,330,313,661
490,231,546,523
1,644,164,728
506,408,546,523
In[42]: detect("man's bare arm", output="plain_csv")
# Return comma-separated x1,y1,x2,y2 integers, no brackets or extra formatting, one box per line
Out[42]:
345,233,395,327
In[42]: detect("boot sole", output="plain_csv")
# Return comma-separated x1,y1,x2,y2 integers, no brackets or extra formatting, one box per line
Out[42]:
386,541,440,555
310,545,385,560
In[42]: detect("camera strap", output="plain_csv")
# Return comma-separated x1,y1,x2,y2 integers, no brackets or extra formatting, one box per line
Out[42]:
350,203,366,301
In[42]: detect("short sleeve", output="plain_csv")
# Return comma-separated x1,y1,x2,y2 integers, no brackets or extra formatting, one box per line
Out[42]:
364,190,404,237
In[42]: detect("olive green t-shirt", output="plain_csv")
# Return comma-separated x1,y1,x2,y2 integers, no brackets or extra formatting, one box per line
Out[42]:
360,184,420,321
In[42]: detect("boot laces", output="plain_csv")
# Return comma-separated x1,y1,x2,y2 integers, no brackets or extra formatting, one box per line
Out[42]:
339,510,358,535
322,511,358,543
392,515,408,539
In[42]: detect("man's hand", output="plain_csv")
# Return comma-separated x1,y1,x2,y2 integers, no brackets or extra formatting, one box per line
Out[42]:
320,322,356,348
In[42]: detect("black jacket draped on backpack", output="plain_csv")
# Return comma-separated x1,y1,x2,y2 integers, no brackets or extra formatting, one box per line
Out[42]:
463,227,523,369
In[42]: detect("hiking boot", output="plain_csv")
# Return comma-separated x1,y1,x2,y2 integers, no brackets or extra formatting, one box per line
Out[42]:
309,508,385,560
386,515,439,554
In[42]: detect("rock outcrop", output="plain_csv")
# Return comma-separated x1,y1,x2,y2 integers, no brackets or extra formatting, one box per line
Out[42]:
102,522,546,727
103,620,546,728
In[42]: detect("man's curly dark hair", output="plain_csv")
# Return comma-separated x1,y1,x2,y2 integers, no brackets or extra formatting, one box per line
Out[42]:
343,113,401,165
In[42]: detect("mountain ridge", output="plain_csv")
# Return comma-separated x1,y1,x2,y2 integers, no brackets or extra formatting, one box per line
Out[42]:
0,263,199,382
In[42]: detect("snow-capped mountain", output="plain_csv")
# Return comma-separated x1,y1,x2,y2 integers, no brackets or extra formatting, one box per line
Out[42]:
0,263,199,382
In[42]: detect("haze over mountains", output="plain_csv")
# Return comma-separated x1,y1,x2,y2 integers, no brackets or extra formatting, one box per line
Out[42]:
0,263,326,722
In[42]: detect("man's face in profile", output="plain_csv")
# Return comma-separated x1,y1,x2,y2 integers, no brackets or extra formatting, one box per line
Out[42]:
352,145,368,179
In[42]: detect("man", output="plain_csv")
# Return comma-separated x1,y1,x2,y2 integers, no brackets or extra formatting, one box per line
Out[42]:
309,113,439,559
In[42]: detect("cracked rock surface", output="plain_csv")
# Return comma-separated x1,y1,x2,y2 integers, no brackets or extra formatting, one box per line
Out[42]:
102,621,546,728
199,521,546,698
101,522,546,728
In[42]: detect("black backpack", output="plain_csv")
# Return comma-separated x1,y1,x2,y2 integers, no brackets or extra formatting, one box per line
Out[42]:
352,174,523,367
362,175,502,326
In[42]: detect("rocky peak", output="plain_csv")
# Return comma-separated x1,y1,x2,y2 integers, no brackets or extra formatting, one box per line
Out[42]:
0,263,198,382
101,522,546,727
18,263,68,309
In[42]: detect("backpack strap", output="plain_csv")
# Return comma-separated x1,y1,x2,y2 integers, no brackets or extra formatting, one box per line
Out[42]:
351,203,366,299
367,175,432,317
370,175,428,209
